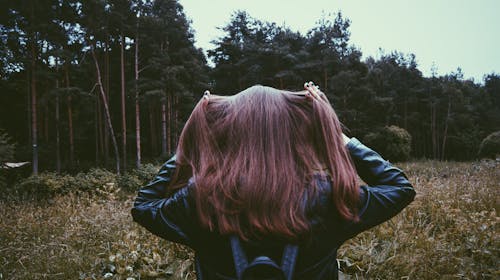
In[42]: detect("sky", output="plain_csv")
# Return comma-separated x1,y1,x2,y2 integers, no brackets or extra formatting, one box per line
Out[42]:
178,0,500,83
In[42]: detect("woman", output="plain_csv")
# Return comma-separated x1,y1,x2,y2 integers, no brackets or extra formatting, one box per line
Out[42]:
132,82,416,279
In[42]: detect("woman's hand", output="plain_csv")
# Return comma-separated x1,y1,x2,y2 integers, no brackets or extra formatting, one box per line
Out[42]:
342,133,351,145
304,81,325,101
304,81,351,145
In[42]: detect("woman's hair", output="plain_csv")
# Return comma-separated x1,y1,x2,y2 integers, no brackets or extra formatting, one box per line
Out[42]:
170,85,359,240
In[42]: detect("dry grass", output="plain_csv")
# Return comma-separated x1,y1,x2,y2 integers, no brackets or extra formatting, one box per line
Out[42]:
1,160,498,279
0,194,195,280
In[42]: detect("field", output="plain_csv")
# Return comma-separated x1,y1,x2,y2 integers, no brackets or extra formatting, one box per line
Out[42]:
0,160,498,279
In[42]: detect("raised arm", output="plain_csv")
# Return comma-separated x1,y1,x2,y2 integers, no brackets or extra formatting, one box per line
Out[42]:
302,81,415,240
340,137,416,240
131,156,195,247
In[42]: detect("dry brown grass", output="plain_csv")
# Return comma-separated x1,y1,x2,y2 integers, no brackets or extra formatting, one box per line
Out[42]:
0,160,498,279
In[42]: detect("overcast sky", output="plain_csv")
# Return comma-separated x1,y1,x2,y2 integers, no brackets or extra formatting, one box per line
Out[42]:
178,0,499,83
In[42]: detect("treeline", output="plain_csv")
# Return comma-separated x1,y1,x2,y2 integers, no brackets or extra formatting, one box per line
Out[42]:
0,1,499,175
208,11,500,161
0,0,208,175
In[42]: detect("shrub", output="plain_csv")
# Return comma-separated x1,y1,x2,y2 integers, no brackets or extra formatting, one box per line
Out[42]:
0,129,15,164
0,130,16,189
133,163,160,183
117,173,143,192
11,165,161,199
478,131,500,158
74,168,117,193
13,168,117,198
13,172,78,198
363,125,412,162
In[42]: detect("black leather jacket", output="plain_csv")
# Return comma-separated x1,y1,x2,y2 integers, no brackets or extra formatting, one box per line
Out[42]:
132,138,416,279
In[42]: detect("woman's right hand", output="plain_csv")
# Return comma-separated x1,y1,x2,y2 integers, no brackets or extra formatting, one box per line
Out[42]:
304,81,350,145
304,81,324,100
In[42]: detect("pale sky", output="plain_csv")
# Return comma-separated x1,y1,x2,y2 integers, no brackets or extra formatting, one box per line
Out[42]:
178,0,500,83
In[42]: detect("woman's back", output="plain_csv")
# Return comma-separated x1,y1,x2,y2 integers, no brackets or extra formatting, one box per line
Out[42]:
131,84,415,279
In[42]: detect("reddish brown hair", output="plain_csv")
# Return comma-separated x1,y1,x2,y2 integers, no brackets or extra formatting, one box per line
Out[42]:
171,85,358,240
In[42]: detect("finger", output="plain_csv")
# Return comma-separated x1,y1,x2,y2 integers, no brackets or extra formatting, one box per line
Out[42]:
304,82,314,100
314,85,328,102
310,83,327,102
308,81,321,100
203,90,210,100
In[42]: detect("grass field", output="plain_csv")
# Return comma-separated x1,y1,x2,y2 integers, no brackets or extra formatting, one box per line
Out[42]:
1,160,498,279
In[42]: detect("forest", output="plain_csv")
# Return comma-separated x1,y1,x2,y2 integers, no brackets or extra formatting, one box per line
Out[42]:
0,0,499,177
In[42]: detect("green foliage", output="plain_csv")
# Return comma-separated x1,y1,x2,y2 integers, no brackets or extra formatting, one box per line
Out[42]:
0,130,16,189
133,163,161,183
478,131,500,158
13,172,78,198
73,168,117,193
117,164,160,192
117,173,143,192
364,126,412,162
0,130,15,164
12,165,160,198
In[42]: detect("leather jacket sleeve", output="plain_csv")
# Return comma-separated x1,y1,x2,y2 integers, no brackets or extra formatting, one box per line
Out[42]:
338,138,416,241
131,155,196,248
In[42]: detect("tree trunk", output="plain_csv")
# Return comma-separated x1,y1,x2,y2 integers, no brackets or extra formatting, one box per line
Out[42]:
65,65,74,166
120,32,127,172
167,93,171,154
404,96,408,130
30,31,38,176
90,41,121,174
97,94,104,163
441,96,451,160
429,88,437,159
323,67,328,91
55,60,61,173
95,93,99,165
103,39,110,165
134,27,141,169
149,101,157,157
27,69,31,150
43,101,49,143
56,82,61,173
174,94,179,149
161,95,168,157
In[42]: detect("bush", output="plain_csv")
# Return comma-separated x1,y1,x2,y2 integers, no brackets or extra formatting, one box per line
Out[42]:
478,131,500,158
116,164,160,192
13,169,116,198
133,163,161,183
13,172,78,198
0,130,16,189
11,165,161,199
74,168,117,193
117,173,143,192
0,129,15,164
363,125,412,162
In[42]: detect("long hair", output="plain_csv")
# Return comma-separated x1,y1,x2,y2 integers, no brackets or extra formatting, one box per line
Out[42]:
170,85,359,240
